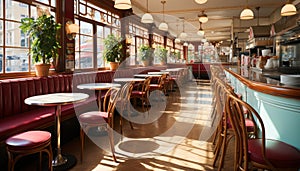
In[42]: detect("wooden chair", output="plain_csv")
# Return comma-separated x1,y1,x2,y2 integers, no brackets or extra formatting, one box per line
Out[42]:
131,76,152,113
212,77,257,171
149,74,167,94
116,82,134,135
79,87,120,163
6,130,53,171
225,93,300,171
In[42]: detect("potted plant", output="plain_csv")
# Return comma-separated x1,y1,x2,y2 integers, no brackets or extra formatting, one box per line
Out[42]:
156,46,168,65
103,34,122,70
19,11,61,77
138,44,153,66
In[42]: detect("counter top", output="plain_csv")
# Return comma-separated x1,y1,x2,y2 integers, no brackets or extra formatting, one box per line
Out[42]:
225,66,300,99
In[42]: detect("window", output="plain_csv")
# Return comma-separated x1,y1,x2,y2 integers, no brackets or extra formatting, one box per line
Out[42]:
0,0,56,74
153,33,164,64
128,23,148,66
74,0,120,70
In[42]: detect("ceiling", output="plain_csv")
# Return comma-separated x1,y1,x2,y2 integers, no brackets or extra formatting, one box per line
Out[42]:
130,0,298,44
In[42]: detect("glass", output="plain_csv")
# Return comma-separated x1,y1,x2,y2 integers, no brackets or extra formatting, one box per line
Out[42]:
0,21,3,46
0,48,3,73
5,48,29,72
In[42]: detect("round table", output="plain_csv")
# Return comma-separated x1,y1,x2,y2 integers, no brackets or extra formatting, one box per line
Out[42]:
77,83,121,111
134,74,161,78
25,93,89,168
114,78,145,83
148,71,170,75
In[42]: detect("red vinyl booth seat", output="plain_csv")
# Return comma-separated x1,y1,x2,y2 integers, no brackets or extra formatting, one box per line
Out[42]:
0,71,115,142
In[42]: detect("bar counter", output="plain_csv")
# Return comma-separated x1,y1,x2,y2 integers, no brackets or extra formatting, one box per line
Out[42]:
225,66,300,99
224,66,300,150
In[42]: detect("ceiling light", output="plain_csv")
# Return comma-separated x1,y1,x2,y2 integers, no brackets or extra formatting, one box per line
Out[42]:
159,22,168,31
175,23,181,44
240,0,254,20
198,11,208,23
141,13,154,23
180,32,187,39
141,0,154,23
240,8,254,20
197,21,205,36
195,0,207,4
159,0,168,31
281,1,297,16
179,18,187,39
114,0,132,10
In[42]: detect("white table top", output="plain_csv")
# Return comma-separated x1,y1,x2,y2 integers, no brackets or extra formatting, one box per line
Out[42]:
163,68,186,71
114,78,145,82
134,74,161,78
77,83,121,90
25,93,89,107
148,71,169,75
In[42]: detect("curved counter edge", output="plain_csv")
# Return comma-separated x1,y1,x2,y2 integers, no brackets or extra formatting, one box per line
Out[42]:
224,68,300,100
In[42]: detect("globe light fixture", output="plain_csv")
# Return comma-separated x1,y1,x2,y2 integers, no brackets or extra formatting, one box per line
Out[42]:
159,0,168,31
141,0,154,23
114,0,132,10
195,0,207,4
179,18,187,39
240,0,254,20
197,21,205,36
281,1,297,16
159,22,168,31
198,11,208,23
175,38,181,44
240,8,254,20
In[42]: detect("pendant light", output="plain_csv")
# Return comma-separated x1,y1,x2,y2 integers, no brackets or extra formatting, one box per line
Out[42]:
141,0,154,23
179,18,187,39
281,0,297,16
175,23,181,44
159,0,168,31
240,0,254,20
195,0,207,4
197,22,205,36
198,11,208,23
114,0,132,10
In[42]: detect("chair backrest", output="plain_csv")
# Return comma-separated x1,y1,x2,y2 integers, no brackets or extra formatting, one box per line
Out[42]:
117,82,134,113
157,74,167,88
225,93,268,171
143,76,152,92
102,87,120,125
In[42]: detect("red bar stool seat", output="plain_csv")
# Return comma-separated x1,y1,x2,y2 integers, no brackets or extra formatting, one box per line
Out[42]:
5,130,52,171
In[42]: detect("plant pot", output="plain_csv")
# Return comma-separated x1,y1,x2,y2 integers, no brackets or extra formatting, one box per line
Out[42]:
109,62,119,70
141,60,150,67
160,61,167,65
35,63,50,77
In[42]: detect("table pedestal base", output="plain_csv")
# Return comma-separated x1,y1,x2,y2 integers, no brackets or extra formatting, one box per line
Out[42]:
53,154,76,171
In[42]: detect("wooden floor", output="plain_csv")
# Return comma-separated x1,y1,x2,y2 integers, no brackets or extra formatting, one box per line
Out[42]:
13,79,236,171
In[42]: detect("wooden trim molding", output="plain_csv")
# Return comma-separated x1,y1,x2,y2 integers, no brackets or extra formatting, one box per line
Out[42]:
224,68,300,100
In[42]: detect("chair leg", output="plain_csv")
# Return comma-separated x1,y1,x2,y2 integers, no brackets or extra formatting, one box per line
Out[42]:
80,127,85,163
39,151,42,171
107,127,117,162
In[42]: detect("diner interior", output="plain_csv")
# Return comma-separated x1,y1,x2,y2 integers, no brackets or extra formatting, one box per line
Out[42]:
0,0,300,171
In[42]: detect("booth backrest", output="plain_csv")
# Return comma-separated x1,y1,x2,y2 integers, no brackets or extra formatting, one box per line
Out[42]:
0,70,115,119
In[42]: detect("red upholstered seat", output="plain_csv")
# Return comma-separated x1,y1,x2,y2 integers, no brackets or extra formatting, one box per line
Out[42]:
248,139,300,168
6,131,51,149
5,130,52,171
79,111,108,124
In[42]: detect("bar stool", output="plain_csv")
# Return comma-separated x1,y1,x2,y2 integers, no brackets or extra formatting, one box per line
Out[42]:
5,130,53,171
